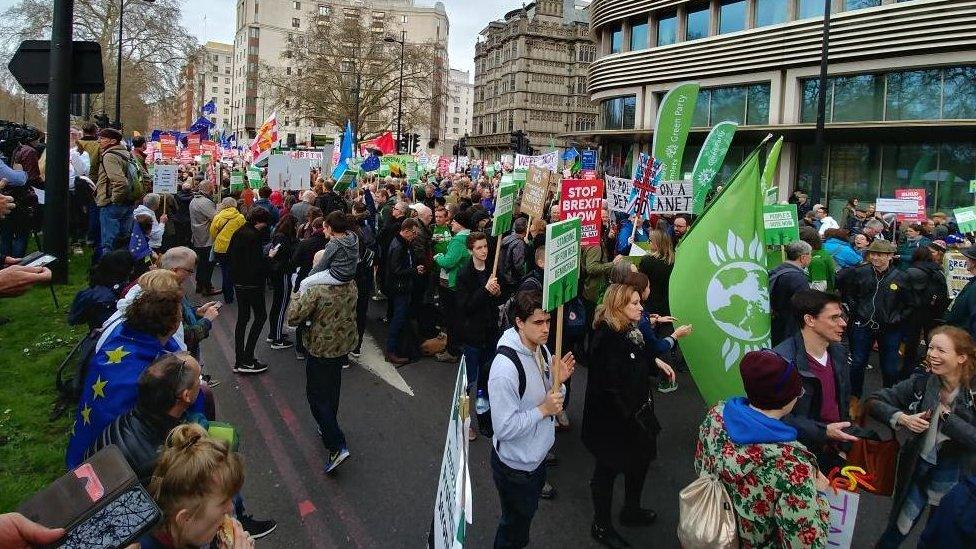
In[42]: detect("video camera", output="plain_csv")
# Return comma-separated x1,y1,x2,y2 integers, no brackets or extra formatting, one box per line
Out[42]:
0,120,41,164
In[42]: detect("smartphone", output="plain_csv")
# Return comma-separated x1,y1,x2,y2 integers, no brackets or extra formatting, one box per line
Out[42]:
17,251,57,268
214,301,223,309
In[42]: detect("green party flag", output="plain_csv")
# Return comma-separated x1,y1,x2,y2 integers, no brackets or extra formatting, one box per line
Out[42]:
668,146,769,405
653,83,700,181
762,136,784,205
493,183,518,236
691,121,737,213
542,218,581,311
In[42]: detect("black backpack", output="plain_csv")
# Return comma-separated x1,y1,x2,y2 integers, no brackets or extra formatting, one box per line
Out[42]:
486,344,552,440
52,319,119,419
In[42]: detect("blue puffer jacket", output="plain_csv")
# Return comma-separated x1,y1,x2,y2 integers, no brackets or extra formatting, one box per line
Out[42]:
823,237,863,270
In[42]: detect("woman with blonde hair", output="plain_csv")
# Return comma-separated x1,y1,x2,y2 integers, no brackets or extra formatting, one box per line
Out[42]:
867,325,976,547
142,423,250,548
582,283,674,547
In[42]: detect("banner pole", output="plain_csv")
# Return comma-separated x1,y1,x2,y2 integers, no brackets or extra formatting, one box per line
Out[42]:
552,304,564,396
491,233,503,278
781,244,786,263
524,216,532,244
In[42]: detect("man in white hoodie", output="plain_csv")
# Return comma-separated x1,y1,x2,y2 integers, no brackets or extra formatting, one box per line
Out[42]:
488,289,575,548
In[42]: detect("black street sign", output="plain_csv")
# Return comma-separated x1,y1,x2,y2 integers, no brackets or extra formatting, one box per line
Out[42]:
8,40,105,94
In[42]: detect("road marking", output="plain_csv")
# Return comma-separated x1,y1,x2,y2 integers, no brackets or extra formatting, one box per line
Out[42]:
353,333,415,396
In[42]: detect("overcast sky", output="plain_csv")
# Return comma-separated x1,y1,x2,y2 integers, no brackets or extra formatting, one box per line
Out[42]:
180,0,528,79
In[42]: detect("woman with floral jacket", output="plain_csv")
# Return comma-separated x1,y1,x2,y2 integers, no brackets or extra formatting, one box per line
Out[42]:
694,350,830,548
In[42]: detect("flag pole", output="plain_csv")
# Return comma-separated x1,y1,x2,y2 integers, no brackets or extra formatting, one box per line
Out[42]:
552,304,564,396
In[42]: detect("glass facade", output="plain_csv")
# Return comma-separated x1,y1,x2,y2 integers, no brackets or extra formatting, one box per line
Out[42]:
687,4,710,41
798,0,825,19
844,0,882,10
797,142,976,217
657,11,678,46
692,83,770,127
719,0,747,34
601,96,636,130
756,0,789,27
610,25,623,54
631,21,649,51
601,141,636,178
801,66,976,123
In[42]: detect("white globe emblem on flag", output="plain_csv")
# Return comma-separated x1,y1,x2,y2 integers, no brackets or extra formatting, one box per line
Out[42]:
705,230,771,370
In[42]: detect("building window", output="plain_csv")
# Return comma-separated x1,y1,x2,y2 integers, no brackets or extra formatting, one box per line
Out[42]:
756,0,789,27
293,1,300,9
844,0,882,10
692,83,771,126
212,76,218,83
943,66,976,119
719,0,747,34
797,0,824,18
318,4,330,16
630,20,648,51
600,96,636,130
886,69,942,121
657,11,677,46
609,24,623,54
211,86,217,93
686,3,710,41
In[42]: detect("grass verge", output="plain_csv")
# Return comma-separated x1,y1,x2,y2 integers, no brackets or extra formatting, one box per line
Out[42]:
0,249,90,511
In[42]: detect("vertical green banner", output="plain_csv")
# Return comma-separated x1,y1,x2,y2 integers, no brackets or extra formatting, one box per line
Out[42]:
762,204,800,245
653,82,700,181
762,136,784,205
542,218,582,312
493,183,518,236
691,121,737,213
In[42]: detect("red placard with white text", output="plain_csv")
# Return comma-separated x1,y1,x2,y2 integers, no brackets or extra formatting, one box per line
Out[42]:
560,178,604,246
187,134,201,157
894,188,926,222
201,140,218,161
159,135,177,160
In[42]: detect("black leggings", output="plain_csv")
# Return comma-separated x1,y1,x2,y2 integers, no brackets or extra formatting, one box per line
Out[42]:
267,273,293,341
590,456,652,528
235,287,267,364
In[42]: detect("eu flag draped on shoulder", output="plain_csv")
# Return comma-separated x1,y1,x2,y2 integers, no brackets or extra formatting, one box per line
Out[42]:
668,140,775,406
65,321,183,467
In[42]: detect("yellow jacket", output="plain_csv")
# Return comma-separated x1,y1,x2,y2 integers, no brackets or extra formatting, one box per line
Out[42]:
210,207,246,253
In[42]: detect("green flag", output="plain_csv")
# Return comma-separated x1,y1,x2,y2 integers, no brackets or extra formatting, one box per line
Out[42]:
669,147,769,405
762,136,784,205
542,218,581,311
653,83,700,181
691,121,737,213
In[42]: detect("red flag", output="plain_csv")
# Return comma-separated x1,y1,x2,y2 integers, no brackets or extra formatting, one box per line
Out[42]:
374,132,396,155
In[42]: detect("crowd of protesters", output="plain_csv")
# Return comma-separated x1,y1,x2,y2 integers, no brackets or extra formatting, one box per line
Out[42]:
4,117,976,549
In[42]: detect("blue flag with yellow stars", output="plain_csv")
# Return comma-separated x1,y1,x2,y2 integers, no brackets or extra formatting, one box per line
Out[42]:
65,321,182,468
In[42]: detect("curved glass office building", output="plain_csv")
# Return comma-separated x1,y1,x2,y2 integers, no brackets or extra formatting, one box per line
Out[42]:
577,0,976,216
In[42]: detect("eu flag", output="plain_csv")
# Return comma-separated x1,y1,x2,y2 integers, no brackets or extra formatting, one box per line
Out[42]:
66,322,182,468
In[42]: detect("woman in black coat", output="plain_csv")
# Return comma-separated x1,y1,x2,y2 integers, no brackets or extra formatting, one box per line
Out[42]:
582,282,675,548
267,213,298,348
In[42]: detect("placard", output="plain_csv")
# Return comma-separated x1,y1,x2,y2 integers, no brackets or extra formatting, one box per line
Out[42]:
432,360,472,549
542,218,582,312
246,166,263,189
581,149,596,171
954,206,976,233
606,176,634,214
493,183,517,236
230,171,245,192
559,178,604,247
823,489,859,549
875,198,921,215
763,204,800,246
893,188,926,222
651,180,693,214
268,155,311,191
187,134,201,157
515,152,558,172
150,164,178,195
159,135,177,160
521,167,551,220
512,169,527,189
945,251,974,300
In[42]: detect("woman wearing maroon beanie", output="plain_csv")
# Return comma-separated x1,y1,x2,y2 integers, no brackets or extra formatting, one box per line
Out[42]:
694,350,830,548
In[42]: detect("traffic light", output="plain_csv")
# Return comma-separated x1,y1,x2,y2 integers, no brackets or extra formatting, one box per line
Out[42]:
458,136,467,153
411,133,420,153
510,131,520,152
397,134,408,154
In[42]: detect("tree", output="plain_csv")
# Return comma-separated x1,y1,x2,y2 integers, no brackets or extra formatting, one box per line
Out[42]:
261,13,446,144
0,0,197,132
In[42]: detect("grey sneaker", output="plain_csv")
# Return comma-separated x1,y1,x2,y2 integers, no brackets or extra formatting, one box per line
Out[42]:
435,351,459,363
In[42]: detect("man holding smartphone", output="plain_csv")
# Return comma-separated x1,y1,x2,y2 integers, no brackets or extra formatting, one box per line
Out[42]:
0,191,52,298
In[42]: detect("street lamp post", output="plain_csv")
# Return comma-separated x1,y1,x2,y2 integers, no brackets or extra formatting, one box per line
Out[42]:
385,29,406,154
810,0,832,204
115,0,155,129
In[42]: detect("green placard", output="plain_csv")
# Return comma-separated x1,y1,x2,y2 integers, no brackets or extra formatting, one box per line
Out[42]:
954,206,976,233
513,169,528,189
247,166,263,189
500,173,513,187
542,218,582,311
762,204,800,246
492,183,518,236
406,161,419,184
334,167,357,193
230,171,245,192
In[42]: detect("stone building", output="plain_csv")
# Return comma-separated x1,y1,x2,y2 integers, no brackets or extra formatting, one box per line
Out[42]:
469,0,598,160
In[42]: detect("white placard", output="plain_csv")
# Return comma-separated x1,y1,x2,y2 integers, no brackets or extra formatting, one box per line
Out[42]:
606,176,634,214
268,155,311,191
875,198,920,215
823,489,859,549
432,360,472,549
651,180,694,214
152,164,179,195
515,152,558,172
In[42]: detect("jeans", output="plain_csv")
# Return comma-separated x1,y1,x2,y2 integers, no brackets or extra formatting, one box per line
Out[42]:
591,457,652,528
99,203,133,255
850,323,904,397
305,355,347,452
214,252,235,303
463,344,495,433
0,225,28,259
88,204,101,253
267,272,293,341
386,294,410,355
192,246,215,292
491,449,546,549
234,287,267,365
